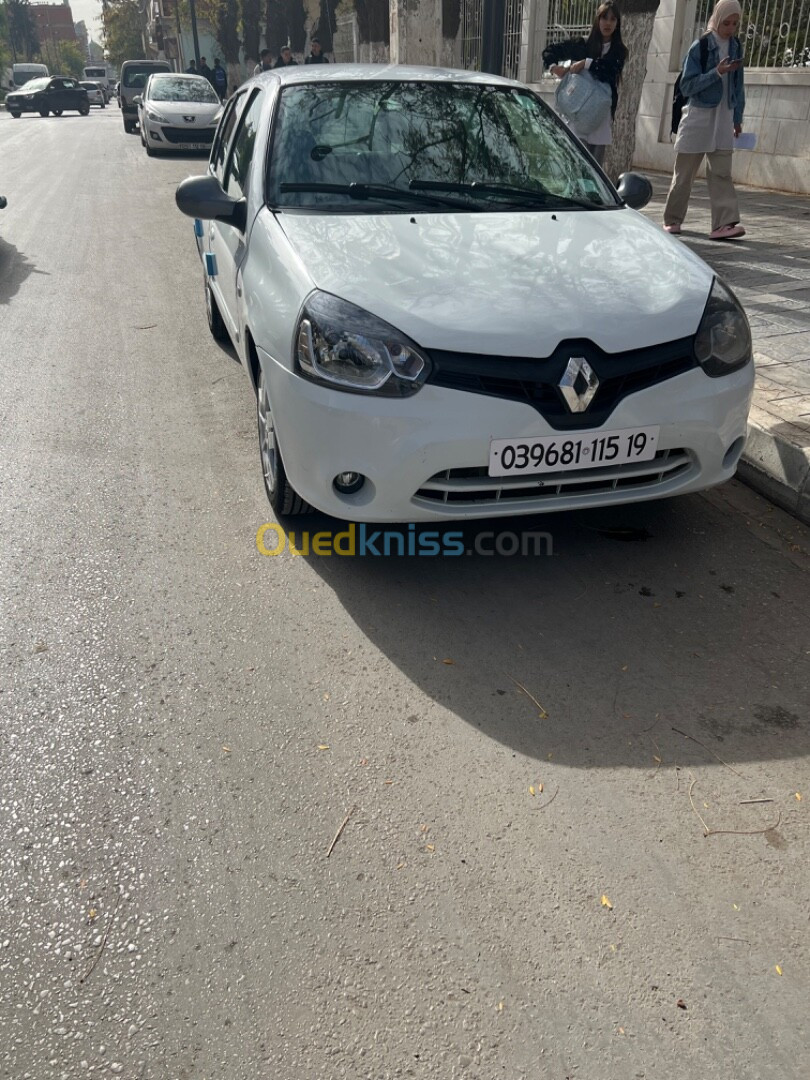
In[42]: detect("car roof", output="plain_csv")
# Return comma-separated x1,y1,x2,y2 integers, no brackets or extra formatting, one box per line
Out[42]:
246,63,523,90
148,72,209,81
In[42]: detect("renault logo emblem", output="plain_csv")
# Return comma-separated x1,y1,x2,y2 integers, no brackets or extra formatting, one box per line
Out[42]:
559,357,599,413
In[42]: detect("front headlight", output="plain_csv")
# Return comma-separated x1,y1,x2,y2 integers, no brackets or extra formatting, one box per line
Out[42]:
694,277,752,377
295,292,431,396
145,108,169,123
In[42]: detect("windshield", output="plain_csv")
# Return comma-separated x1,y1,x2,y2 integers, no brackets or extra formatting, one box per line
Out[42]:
85,69,106,78
148,77,220,103
123,65,168,88
17,78,50,93
267,81,617,213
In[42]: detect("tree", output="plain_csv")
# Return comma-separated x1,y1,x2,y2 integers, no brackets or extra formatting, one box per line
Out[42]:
101,0,146,68
3,0,40,61
56,39,86,78
242,0,261,69
604,0,660,182
264,0,306,57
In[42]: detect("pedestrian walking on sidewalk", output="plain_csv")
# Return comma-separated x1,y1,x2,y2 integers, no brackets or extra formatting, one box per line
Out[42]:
663,0,747,240
542,2,627,167
304,38,329,64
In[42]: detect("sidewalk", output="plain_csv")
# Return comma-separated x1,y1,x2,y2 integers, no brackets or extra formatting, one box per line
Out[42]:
640,172,810,524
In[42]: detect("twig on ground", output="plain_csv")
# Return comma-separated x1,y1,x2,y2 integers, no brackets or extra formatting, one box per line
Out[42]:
705,811,782,838
672,726,746,779
536,787,559,811
718,936,751,943
740,798,774,805
80,889,122,984
688,775,782,837
505,674,548,719
688,775,711,836
326,804,356,858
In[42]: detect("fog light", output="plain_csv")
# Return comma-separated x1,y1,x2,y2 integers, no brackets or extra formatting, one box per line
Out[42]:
333,471,365,494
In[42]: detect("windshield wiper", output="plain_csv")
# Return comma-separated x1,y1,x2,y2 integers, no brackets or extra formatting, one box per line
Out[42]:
278,182,478,211
410,180,611,211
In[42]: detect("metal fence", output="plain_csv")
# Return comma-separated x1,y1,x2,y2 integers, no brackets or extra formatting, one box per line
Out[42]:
460,0,486,71
546,0,593,47
693,0,810,67
501,0,525,78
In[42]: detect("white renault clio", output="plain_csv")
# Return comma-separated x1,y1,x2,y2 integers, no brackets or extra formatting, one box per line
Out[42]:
176,66,753,522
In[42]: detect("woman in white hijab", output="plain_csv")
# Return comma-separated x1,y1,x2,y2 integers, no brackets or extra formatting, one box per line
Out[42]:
663,0,747,240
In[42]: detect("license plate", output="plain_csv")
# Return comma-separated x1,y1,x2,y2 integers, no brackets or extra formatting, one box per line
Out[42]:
489,426,660,476
175,143,209,151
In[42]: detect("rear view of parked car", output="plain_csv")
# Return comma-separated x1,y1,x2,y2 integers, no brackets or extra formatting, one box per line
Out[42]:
79,81,106,108
136,73,223,155
5,77,90,118
119,59,171,133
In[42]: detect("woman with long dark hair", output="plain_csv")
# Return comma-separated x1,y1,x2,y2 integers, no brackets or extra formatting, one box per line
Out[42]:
542,2,628,165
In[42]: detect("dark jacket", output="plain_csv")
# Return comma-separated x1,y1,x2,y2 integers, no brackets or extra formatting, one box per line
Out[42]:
273,56,299,68
199,63,213,83
304,53,329,65
542,37,626,118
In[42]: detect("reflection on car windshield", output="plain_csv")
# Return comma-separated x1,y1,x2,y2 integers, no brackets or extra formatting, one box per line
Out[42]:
149,77,220,103
19,78,50,92
124,68,164,88
268,81,617,212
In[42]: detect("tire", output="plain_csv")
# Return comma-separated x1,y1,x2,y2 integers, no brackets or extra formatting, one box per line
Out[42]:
101,102,106,109
52,109,63,116
39,109,49,117
205,279,230,343
257,368,310,516
123,118,135,134
79,101,90,116
145,143,155,157
9,111,21,119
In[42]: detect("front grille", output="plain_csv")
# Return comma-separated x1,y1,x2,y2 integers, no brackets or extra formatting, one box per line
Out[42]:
414,448,693,508
427,337,697,431
161,126,217,145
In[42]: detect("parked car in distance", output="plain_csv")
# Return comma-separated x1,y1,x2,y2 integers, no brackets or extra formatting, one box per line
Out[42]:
136,73,222,155
79,81,106,108
176,66,754,522
6,77,90,118
119,59,171,133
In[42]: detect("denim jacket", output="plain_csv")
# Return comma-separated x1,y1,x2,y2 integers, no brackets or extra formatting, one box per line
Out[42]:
680,34,745,127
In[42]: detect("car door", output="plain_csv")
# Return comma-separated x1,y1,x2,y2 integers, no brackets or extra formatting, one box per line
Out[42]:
45,79,64,111
208,90,263,345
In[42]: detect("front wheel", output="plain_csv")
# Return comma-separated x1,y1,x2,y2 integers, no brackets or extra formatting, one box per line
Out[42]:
9,111,21,119
78,101,90,116
52,108,63,116
257,369,310,516
39,109,49,117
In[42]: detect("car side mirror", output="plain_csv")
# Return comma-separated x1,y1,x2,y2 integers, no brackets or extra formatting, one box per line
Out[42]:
616,171,653,211
132,95,142,105
176,174,247,231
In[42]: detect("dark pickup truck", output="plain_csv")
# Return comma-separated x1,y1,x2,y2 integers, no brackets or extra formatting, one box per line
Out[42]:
6,77,90,118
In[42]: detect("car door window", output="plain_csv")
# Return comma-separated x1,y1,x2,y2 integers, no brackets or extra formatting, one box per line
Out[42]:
223,92,263,200
211,95,245,185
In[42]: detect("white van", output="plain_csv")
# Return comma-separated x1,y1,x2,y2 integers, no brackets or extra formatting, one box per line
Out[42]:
119,59,171,133
12,63,49,89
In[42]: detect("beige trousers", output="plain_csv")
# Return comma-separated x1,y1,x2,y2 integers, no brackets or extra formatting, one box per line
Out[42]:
663,150,740,231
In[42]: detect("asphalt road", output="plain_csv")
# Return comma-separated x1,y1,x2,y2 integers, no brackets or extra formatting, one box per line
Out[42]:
1,107,809,1080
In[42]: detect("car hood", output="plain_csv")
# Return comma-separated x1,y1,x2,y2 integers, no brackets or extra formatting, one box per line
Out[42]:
275,209,714,356
146,100,221,120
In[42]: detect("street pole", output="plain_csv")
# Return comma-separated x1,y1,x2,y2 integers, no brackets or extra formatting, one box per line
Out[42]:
189,0,201,69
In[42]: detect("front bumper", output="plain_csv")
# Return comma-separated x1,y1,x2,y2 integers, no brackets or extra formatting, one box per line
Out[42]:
142,116,217,150
259,348,754,522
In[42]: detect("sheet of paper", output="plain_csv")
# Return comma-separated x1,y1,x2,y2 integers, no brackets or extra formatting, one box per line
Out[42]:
735,132,757,150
